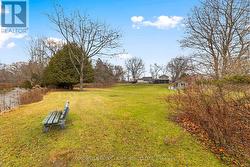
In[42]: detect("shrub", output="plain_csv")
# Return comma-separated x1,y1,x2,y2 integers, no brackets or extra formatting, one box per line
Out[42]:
167,81,250,166
223,75,250,84
20,80,32,89
20,88,48,105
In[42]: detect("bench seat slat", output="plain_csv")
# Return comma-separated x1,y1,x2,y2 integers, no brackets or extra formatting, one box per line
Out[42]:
53,112,62,124
47,112,57,125
42,112,52,125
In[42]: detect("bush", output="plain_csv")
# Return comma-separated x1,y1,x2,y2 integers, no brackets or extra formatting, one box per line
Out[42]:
20,88,48,105
20,80,32,89
167,82,250,166
223,75,250,84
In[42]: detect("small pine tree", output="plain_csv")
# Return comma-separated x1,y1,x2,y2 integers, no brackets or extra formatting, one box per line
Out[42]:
94,58,115,86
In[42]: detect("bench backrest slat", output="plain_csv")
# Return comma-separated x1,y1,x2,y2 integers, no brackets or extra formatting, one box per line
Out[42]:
60,101,70,120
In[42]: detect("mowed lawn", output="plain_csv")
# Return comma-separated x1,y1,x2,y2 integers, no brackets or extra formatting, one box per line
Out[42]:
0,84,225,167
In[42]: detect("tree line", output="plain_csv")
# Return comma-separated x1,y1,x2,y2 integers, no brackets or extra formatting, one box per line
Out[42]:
1,0,248,90
0,42,126,89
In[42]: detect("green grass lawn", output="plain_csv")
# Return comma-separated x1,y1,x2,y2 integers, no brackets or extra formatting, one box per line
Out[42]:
0,84,225,166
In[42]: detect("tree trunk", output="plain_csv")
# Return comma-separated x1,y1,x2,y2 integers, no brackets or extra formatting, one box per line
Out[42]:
79,74,83,91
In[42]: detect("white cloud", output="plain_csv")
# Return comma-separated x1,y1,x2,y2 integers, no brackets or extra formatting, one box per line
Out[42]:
131,15,183,30
131,16,144,23
45,37,65,48
117,53,132,60
46,37,64,43
0,27,27,48
0,32,26,48
6,42,16,49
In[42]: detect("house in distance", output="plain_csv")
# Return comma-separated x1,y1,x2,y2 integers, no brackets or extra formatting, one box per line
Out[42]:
137,77,153,83
154,75,169,84
137,75,170,84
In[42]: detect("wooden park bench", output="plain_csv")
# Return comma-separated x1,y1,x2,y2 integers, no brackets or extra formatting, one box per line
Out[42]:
42,101,70,132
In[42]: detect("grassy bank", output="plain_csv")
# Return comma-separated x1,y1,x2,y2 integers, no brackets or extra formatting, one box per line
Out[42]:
0,84,225,166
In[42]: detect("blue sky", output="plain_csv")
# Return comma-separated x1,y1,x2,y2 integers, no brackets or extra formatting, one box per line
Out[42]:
0,0,199,73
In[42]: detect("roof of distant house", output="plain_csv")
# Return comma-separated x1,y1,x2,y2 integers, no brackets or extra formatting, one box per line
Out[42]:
142,77,153,81
159,75,169,80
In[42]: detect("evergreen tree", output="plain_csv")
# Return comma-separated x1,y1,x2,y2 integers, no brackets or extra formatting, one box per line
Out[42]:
94,58,115,86
43,45,94,89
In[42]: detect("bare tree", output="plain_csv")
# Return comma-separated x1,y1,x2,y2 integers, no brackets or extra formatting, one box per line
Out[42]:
27,37,63,85
94,58,115,86
48,6,121,90
0,37,63,86
28,37,63,65
113,65,125,82
150,63,164,79
0,62,32,84
0,63,11,83
181,0,250,79
167,56,192,82
29,38,49,65
125,57,145,82
125,69,130,82
44,38,64,56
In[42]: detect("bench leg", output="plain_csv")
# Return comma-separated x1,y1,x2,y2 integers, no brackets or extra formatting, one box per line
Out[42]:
59,120,65,129
43,126,49,133
60,124,65,129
